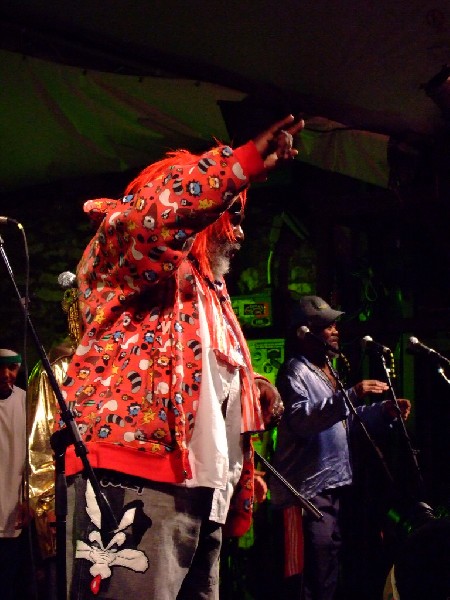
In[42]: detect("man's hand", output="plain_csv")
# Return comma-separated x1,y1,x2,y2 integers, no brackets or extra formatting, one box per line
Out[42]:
255,377,284,428
254,471,268,504
352,379,389,399
253,114,305,170
383,398,412,421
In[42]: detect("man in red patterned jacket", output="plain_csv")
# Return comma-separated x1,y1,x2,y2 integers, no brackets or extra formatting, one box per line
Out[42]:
58,115,304,599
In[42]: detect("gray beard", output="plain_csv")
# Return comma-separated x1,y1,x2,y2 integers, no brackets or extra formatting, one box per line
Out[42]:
208,239,240,280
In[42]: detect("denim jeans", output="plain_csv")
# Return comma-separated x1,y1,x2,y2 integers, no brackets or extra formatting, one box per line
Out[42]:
66,471,222,600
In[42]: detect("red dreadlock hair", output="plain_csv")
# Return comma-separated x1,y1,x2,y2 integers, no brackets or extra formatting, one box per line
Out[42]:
124,148,247,282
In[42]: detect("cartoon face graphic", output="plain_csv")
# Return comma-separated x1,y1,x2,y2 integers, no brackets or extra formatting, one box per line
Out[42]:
83,384,96,397
186,180,202,197
127,402,141,417
152,427,166,439
144,331,154,344
136,197,146,211
75,482,150,594
142,204,158,230
78,367,91,380
157,355,170,367
77,422,89,436
142,215,155,230
98,424,112,439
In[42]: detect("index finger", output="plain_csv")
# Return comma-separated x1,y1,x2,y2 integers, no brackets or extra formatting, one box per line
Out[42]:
287,118,306,136
267,114,304,136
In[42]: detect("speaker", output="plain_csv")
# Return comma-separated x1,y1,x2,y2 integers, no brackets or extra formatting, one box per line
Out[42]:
231,293,272,328
247,338,285,385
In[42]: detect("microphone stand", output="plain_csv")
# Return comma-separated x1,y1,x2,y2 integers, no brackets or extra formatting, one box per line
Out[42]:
325,354,396,487
378,353,424,495
254,450,323,520
437,366,450,387
325,353,435,555
0,233,118,600
409,339,450,387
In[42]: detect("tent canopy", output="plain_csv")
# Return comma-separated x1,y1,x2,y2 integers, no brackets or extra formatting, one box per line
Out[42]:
1,0,449,192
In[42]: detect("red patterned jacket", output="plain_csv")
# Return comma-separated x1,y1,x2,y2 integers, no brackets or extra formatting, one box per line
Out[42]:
58,141,267,535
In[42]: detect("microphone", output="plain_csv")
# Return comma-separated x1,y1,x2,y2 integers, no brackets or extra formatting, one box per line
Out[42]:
298,326,340,354
362,336,391,355
408,336,450,365
0,216,19,225
57,271,77,289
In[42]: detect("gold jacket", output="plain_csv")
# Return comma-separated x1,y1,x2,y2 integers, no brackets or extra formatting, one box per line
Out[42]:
28,343,74,559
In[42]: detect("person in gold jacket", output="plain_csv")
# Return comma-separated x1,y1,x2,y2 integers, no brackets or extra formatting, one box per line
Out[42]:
27,274,82,595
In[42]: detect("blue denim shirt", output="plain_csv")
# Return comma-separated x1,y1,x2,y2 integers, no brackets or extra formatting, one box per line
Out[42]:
270,354,389,507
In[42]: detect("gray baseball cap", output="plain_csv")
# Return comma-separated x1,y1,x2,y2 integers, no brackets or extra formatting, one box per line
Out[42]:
289,295,344,330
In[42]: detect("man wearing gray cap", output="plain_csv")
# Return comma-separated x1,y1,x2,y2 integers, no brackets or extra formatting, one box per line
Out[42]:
270,296,410,600
0,348,27,600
